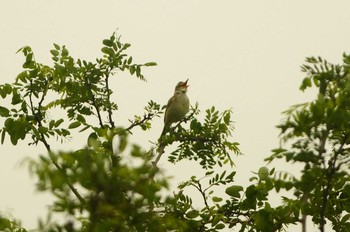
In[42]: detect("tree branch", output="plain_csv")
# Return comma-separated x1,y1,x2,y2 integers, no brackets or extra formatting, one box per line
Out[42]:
125,112,156,133
29,82,86,205
319,135,346,232
192,181,210,210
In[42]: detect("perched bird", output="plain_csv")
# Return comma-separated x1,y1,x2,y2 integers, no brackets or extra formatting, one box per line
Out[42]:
161,79,190,136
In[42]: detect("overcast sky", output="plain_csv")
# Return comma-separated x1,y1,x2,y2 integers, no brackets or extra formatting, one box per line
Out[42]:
1,1,350,231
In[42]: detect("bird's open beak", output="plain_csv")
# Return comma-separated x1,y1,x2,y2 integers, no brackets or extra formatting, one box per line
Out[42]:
182,78,189,88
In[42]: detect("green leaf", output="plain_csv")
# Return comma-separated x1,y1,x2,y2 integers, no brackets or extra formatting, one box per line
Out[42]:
1,130,5,144
341,213,350,223
54,119,64,127
50,49,59,57
87,132,100,148
26,53,33,63
110,33,116,42
212,196,223,202
144,62,157,66
103,39,114,47
205,170,214,176
101,47,114,56
76,114,86,123
185,210,199,219
129,66,135,75
62,47,69,57
0,84,13,98
0,106,10,117
258,167,269,180
224,111,231,124
136,65,141,76
11,91,22,105
211,214,222,226
5,119,27,145
68,121,81,129
79,125,90,132
38,126,48,134
215,223,225,230
53,43,60,50
123,43,131,50
225,185,243,198
21,101,28,114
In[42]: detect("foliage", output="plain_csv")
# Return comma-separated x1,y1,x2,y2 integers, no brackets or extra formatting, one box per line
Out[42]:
0,32,242,231
1,32,350,232
266,54,350,232
0,215,27,232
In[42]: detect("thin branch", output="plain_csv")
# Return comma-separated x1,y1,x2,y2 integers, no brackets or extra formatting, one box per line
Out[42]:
319,135,347,232
29,82,86,205
85,80,104,128
125,112,156,133
105,74,115,128
192,181,210,210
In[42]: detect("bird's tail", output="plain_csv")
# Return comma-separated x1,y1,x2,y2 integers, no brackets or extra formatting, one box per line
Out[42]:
158,124,170,154
161,124,170,137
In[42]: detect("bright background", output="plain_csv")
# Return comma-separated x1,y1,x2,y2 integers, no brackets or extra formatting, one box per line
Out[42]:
1,1,350,231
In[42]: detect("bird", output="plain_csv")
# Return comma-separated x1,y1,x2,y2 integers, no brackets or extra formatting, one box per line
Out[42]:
161,79,190,136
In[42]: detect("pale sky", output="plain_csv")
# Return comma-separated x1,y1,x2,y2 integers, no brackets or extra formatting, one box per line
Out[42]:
1,1,350,231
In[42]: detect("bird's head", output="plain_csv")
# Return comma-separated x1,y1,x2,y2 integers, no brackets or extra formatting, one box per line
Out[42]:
175,79,189,92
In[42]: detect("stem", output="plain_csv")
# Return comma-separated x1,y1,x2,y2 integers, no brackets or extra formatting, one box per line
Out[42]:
191,181,210,210
125,113,156,134
105,75,115,128
301,213,307,232
30,81,86,205
319,136,346,231
85,80,104,128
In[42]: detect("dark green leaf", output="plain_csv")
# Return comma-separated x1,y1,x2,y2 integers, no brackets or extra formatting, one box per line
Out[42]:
54,118,64,127
53,43,60,50
0,106,10,117
130,66,135,75
62,47,69,57
50,49,59,57
212,196,223,202
225,185,243,198
76,114,86,123
144,62,157,67
103,39,114,47
215,223,225,230
123,43,131,50
38,126,48,134
101,47,114,56
68,121,81,129
11,91,21,105
185,210,199,219
1,130,5,144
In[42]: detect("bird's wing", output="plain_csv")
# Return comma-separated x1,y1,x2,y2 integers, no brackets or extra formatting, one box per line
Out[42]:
166,95,175,108
164,95,175,123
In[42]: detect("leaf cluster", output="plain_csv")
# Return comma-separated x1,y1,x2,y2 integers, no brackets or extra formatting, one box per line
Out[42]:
162,106,240,170
266,54,350,231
